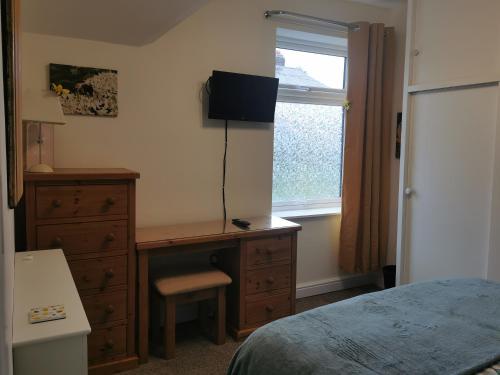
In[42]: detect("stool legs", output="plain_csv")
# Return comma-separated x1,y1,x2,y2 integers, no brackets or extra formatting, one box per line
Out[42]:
151,288,161,346
161,287,226,359
164,297,176,359
215,286,226,345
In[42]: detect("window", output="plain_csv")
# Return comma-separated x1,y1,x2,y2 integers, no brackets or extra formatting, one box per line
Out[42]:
272,29,347,215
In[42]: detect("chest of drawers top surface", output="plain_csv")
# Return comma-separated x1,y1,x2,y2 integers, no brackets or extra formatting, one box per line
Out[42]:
25,168,140,182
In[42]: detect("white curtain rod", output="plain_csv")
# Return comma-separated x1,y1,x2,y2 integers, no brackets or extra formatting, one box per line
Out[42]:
264,10,358,30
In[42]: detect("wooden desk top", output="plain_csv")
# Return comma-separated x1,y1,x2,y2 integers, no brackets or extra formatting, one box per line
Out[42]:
136,216,301,251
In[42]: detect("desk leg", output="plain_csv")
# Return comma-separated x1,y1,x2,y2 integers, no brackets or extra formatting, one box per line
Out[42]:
290,231,297,315
138,252,149,364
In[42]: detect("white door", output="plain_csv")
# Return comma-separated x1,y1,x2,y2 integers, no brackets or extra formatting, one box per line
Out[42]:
403,85,498,282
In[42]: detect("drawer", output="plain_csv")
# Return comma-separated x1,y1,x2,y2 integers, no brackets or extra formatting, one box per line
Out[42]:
36,184,128,219
82,290,127,325
88,325,127,364
36,220,128,256
69,257,127,291
246,265,291,295
245,290,291,325
246,235,291,268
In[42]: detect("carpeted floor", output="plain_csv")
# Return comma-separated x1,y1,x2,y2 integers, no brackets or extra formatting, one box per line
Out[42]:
123,285,379,375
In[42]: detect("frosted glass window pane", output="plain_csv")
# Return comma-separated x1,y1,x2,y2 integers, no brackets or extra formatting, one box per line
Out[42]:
276,48,345,89
272,102,344,203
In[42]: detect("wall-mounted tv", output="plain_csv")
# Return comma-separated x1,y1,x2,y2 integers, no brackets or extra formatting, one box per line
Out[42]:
208,70,279,123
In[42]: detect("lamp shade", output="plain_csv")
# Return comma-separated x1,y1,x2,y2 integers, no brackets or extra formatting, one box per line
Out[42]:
22,90,66,125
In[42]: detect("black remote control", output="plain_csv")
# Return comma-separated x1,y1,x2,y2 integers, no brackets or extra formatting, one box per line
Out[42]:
232,218,250,229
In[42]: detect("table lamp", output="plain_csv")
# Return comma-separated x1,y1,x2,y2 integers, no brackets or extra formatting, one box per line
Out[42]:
22,90,66,173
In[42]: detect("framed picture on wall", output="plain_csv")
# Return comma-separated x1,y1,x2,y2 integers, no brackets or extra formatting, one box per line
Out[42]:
1,0,23,208
49,63,118,117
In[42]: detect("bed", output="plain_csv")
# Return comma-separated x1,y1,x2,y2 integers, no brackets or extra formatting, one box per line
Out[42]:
227,279,500,375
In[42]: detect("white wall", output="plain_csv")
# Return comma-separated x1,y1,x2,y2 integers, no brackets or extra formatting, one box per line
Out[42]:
0,8,15,373
22,0,404,287
295,215,341,286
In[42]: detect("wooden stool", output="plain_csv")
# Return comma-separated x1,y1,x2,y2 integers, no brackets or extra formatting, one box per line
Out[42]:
153,264,232,359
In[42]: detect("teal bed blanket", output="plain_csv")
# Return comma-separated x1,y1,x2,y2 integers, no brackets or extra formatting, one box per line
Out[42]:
227,279,500,375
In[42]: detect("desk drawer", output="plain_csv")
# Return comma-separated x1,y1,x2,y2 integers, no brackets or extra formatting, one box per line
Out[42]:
69,257,127,291
88,325,127,364
36,184,128,219
245,290,291,325
36,220,128,256
246,235,291,268
246,265,291,295
82,290,127,325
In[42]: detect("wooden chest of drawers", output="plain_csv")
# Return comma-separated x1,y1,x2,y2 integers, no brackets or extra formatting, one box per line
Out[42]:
22,168,139,374
219,232,297,339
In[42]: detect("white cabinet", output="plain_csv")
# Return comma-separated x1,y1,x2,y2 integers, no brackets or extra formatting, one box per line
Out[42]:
411,0,500,86
405,86,497,281
397,0,500,283
13,249,90,375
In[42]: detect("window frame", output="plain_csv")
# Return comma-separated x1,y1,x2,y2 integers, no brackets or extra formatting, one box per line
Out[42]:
272,32,348,214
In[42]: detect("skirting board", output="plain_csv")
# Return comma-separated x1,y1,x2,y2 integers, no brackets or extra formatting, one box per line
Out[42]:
296,273,377,299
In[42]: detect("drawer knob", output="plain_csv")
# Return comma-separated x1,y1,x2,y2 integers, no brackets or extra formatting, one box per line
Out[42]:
266,276,275,284
106,197,116,206
52,199,62,208
105,233,116,242
53,237,63,247
104,339,114,349
105,269,115,278
105,304,115,314
83,275,91,282
266,248,275,256
265,305,275,313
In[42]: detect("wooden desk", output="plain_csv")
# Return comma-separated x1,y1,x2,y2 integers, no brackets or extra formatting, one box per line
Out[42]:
136,216,301,363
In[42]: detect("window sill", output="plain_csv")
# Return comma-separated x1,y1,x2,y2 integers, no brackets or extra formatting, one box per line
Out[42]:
273,206,341,219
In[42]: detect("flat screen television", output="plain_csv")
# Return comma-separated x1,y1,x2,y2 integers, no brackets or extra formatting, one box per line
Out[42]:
208,70,279,123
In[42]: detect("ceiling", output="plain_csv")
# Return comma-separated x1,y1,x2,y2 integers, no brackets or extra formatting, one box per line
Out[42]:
22,0,212,46
22,0,404,46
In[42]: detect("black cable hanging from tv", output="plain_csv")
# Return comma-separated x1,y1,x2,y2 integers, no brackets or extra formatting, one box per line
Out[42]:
206,70,279,223
222,119,228,222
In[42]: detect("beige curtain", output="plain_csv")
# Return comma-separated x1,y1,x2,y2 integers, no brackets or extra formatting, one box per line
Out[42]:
339,23,395,273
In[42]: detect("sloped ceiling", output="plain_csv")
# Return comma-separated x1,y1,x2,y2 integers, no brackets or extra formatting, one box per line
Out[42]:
22,0,212,46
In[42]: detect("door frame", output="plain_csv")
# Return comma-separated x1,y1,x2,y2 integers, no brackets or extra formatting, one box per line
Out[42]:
395,0,416,285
